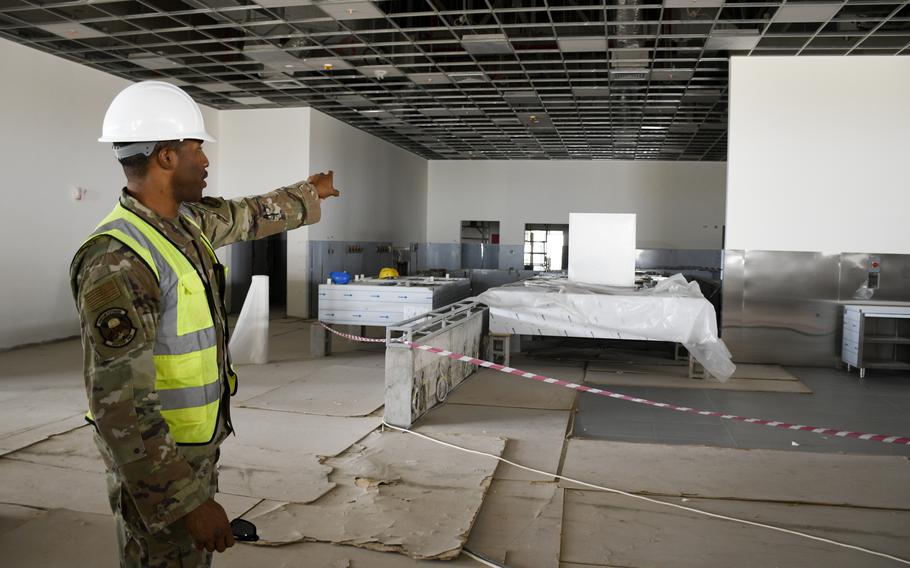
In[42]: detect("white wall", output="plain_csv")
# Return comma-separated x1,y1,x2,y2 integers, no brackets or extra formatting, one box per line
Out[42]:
308,110,427,245
726,56,910,253
216,108,427,318
0,38,219,349
217,107,310,316
427,160,726,248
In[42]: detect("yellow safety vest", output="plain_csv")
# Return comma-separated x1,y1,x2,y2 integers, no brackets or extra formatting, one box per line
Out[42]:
80,203,236,444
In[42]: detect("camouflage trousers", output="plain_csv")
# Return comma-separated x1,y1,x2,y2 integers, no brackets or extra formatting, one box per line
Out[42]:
103,448,220,568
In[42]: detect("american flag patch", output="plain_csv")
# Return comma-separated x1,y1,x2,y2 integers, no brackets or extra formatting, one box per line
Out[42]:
84,278,122,311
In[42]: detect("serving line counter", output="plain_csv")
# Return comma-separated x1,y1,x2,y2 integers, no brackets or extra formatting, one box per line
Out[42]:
312,276,471,356
476,274,736,381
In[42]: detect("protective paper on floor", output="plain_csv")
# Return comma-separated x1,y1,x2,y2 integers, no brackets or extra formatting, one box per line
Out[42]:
465,480,564,566
587,361,799,380
231,359,316,403
223,540,482,567
218,445,335,503
0,339,96,456
240,364,384,417
248,430,505,560
0,458,109,514
0,509,118,568
3,427,261,517
561,490,910,568
0,504,45,537
415,403,571,481
0,388,88,456
585,366,812,393
447,366,580,410
218,408,380,503
7,426,104,474
560,439,910,509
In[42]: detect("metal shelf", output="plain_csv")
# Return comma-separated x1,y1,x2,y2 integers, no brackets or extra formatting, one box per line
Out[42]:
862,361,910,370
863,336,910,345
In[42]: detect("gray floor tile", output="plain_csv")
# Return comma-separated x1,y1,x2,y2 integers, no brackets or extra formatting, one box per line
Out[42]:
572,363,910,456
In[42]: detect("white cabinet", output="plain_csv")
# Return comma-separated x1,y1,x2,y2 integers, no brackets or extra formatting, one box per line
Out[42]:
842,304,910,378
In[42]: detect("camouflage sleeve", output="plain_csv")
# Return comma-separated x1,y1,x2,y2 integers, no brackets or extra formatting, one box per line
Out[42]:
72,238,210,533
181,180,322,249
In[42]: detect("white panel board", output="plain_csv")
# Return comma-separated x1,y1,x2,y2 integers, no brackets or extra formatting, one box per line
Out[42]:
726,56,910,253
568,213,636,286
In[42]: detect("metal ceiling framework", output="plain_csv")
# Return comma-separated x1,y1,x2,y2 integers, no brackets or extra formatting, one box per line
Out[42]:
1,0,908,161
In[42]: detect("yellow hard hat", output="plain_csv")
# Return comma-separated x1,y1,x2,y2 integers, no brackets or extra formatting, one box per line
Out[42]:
379,267,400,279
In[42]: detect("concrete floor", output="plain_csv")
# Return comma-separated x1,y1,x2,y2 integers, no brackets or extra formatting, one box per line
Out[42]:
1,320,909,567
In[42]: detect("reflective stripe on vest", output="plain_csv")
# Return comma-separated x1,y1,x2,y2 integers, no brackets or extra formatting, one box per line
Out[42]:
81,203,227,444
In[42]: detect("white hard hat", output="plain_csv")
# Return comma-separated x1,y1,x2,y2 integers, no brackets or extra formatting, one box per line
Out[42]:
99,81,215,148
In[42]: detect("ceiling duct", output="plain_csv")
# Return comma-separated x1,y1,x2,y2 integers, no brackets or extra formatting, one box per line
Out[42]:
615,0,644,51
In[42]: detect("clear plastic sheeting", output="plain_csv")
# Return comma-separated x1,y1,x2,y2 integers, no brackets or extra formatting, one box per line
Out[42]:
476,274,736,381
229,275,270,365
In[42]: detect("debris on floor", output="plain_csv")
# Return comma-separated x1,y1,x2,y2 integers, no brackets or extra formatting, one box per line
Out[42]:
246,430,505,560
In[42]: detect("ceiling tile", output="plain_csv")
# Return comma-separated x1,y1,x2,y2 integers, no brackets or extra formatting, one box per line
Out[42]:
447,71,489,84
358,64,404,79
650,68,694,81
255,0,317,6
196,82,237,93
129,55,183,70
558,36,608,53
503,90,540,104
300,57,354,71
407,72,451,85
317,1,385,20
705,29,762,51
336,94,373,107
772,2,843,23
37,22,107,39
451,108,484,116
663,0,724,7
233,96,271,105
572,86,610,97
461,33,513,55
244,46,307,71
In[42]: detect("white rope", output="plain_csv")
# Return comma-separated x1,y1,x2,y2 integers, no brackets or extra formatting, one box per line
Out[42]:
462,548,505,567
381,422,910,566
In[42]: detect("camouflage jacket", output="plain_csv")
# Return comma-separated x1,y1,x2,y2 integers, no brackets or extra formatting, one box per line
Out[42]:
70,182,321,532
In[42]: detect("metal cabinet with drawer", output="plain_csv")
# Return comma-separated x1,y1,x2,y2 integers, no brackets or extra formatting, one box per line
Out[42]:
842,304,910,378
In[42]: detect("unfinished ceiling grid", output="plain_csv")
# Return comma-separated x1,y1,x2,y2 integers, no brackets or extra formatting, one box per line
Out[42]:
1,0,908,160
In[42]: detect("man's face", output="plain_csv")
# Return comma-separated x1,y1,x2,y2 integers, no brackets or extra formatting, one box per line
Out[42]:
172,140,209,203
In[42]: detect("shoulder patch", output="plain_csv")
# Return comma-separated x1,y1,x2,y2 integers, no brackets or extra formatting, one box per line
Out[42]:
84,278,122,312
95,307,137,348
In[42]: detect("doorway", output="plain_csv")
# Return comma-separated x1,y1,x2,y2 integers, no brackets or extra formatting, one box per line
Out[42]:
524,223,568,271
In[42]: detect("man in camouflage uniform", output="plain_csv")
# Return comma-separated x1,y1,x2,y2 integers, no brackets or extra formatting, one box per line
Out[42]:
70,81,339,567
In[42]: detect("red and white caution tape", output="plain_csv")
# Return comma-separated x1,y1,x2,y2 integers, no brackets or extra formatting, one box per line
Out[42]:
318,322,910,446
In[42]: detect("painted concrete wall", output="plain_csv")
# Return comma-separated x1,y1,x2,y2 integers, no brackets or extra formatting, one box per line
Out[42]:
0,38,220,349
427,160,727,249
308,110,427,245
216,107,310,316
